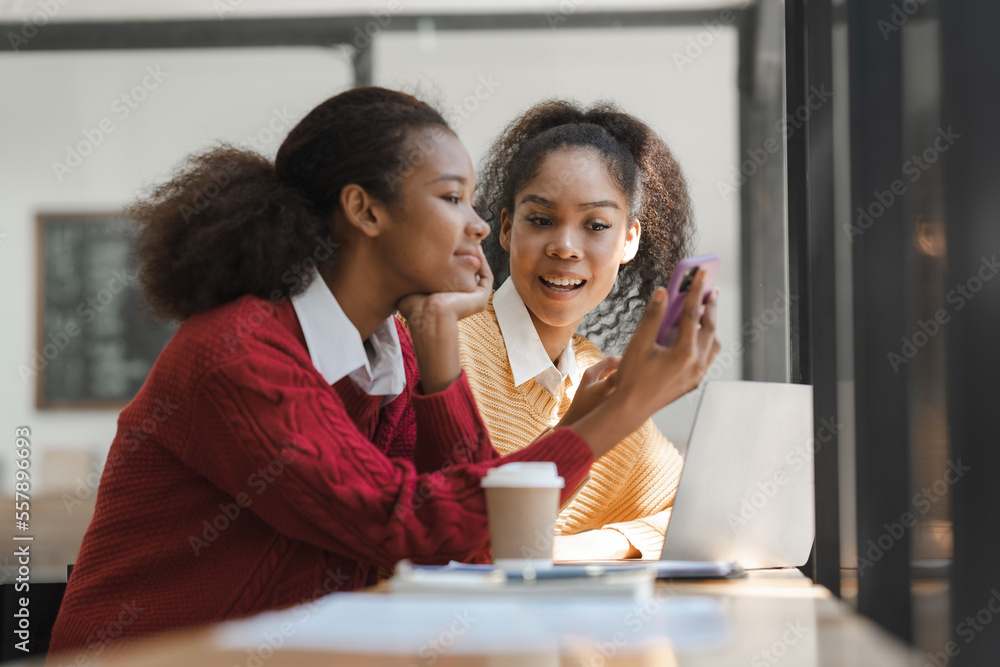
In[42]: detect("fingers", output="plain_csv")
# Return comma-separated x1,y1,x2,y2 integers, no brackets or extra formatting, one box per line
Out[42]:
674,270,706,351
708,338,722,367
626,287,669,356
596,356,621,387
698,290,721,372
599,355,622,382
585,356,621,382
581,357,619,387
395,294,419,321
697,288,719,356
476,244,493,288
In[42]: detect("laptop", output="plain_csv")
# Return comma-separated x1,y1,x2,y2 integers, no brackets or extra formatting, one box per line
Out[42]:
556,380,815,576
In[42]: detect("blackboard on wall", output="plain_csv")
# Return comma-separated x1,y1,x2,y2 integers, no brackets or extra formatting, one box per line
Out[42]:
34,213,177,409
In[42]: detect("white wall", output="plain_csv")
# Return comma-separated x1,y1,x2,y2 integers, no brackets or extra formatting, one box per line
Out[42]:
0,0,746,22
0,48,353,493
0,22,739,493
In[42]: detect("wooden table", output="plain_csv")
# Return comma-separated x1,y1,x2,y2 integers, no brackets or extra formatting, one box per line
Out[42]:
44,570,923,667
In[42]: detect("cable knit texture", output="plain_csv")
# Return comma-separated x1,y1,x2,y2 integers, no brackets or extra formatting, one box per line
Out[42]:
457,297,684,559
48,295,593,659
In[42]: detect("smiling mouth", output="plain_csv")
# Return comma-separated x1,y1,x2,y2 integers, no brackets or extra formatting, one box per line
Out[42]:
539,276,586,292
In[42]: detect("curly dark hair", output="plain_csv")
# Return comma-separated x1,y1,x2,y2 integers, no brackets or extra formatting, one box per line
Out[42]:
477,100,694,352
129,86,450,322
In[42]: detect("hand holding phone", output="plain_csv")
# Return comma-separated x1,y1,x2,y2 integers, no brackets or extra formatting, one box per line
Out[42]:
655,253,720,346
568,266,722,459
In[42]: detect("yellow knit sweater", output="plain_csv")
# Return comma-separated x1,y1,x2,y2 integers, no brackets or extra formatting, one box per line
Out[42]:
456,298,684,559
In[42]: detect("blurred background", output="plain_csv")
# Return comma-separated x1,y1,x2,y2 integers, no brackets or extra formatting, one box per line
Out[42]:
0,1,750,492
0,0,764,584
2,0,998,662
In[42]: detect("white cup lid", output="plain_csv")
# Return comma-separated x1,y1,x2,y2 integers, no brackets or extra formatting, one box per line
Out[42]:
480,462,565,489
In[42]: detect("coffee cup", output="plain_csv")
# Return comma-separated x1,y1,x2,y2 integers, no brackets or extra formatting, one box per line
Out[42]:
480,462,564,571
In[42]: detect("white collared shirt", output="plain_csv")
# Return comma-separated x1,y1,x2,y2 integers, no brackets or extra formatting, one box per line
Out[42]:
492,277,580,397
291,273,406,403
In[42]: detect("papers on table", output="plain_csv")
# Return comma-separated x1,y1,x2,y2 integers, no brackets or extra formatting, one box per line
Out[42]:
387,559,657,598
213,590,728,656
551,560,746,579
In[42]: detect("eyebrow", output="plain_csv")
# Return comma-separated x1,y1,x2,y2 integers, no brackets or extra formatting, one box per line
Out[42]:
427,174,468,185
579,200,621,210
519,194,621,210
427,174,478,193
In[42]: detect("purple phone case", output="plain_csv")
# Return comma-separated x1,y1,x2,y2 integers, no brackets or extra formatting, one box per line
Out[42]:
655,253,720,346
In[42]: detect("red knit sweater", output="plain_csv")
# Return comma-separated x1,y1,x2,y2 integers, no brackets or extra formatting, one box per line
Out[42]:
48,295,593,658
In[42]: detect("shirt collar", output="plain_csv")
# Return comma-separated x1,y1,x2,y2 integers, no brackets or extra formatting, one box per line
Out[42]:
493,277,578,394
291,273,406,400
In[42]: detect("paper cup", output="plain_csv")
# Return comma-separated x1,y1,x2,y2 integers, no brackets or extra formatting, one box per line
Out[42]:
481,462,564,571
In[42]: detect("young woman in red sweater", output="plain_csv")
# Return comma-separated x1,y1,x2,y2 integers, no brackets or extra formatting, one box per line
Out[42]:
49,87,718,657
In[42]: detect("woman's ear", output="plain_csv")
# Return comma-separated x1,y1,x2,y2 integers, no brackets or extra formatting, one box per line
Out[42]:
621,219,641,263
499,208,513,252
339,184,382,238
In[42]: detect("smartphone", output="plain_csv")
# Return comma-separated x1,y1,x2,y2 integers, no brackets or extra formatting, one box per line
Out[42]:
655,253,720,346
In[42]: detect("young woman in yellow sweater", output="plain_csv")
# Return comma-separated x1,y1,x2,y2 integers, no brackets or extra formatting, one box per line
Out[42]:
458,100,718,560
